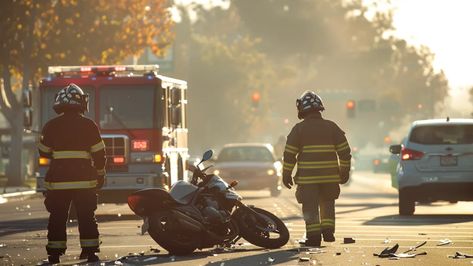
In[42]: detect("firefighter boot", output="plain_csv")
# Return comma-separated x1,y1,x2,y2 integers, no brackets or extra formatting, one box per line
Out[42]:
322,228,335,242
79,250,99,262
304,234,321,247
48,255,60,264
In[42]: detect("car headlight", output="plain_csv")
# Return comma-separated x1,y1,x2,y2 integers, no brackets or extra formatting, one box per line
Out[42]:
213,170,220,175
267,169,275,176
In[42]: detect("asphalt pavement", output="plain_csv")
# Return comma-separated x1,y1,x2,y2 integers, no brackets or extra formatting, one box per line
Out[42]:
1,171,472,265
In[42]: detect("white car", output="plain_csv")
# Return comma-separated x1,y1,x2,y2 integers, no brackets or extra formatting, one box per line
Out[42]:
390,118,473,215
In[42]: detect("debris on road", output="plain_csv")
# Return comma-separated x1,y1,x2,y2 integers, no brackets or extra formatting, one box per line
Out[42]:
374,243,428,259
149,247,160,253
449,251,473,259
382,238,391,244
438,239,452,246
343,237,356,244
299,257,310,262
267,256,275,263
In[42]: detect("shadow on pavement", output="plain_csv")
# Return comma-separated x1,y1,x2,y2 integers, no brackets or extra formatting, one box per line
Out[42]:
341,192,398,199
206,249,298,266
364,214,473,226
0,218,47,237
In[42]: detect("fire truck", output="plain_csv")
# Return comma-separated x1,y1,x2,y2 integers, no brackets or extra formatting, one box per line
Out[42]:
31,65,189,203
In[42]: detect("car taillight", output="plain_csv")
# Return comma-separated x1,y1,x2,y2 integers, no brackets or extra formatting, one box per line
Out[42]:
132,140,150,151
39,157,50,166
113,156,125,164
401,148,424,160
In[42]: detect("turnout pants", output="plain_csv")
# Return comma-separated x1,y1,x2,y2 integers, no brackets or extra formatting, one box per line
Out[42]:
44,189,100,255
296,184,338,238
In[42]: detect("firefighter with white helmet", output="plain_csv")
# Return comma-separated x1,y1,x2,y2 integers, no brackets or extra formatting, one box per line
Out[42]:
282,90,352,247
38,83,106,263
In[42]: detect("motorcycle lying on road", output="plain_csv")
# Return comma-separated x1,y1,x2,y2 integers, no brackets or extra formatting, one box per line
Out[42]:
128,150,289,255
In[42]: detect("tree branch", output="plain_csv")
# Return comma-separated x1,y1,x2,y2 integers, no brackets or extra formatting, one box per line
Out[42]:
0,74,14,125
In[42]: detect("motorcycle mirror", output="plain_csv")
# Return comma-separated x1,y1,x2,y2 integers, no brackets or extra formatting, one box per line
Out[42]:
198,150,214,165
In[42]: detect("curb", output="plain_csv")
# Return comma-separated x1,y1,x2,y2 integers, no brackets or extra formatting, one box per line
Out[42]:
0,190,39,203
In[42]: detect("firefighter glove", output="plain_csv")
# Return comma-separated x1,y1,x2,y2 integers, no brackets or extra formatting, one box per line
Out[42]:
283,174,294,189
97,176,105,189
340,171,350,184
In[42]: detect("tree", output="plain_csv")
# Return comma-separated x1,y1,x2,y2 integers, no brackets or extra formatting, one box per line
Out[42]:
0,0,173,185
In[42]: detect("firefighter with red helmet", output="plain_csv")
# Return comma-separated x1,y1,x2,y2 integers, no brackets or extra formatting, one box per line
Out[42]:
38,83,106,263
282,91,351,247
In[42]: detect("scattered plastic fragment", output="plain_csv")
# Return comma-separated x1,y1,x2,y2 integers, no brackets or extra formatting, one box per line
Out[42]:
143,257,158,262
373,244,399,258
403,241,427,253
117,213,122,217
267,256,275,263
336,252,341,256
170,256,176,262
418,233,427,235
449,251,473,259
299,257,310,262
383,238,391,244
343,237,355,244
438,239,452,246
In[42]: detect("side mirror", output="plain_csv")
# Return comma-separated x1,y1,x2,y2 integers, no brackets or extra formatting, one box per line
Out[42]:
170,106,181,127
201,150,214,162
23,88,32,108
389,144,402,155
24,108,33,128
170,87,181,105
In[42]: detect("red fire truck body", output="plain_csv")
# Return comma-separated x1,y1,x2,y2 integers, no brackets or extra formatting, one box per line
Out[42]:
36,65,188,203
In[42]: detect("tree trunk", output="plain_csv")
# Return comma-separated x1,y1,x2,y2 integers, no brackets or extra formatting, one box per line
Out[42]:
6,111,24,186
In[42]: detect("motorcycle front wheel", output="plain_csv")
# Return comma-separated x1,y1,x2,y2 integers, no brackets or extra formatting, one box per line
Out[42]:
148,211,198,255
234,207,289,249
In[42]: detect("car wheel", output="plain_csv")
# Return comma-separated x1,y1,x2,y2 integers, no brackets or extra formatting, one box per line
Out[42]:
399,189,415,215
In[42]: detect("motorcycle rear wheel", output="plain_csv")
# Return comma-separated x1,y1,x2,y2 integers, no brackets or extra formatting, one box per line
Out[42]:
235,207,289,249
148,211,198,255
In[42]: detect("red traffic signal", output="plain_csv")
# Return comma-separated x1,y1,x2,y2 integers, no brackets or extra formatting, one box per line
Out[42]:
251,92,261,108
346,100,355,109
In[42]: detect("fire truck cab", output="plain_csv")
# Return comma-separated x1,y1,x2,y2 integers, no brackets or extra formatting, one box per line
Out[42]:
34,65,189,203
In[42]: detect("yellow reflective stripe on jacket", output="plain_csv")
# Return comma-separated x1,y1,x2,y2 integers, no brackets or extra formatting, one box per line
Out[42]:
44,180,97,190
298,164,338,169
47,241,67,249
283,162,295,171
284,144,299,154
38,142,52,153
52,151,91,159
306,223,321,233
336,141,349,152
339,159,350,167
80,238,100,248
296,175,340,184
97,168,106,175
302,145,336,153
299,160,338,165
90,141,106,153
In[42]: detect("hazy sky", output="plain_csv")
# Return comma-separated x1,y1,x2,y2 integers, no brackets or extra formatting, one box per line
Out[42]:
390,0,473,90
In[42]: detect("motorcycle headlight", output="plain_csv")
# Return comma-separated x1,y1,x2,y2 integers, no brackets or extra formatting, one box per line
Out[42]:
267,169,275,176
213,170,220,175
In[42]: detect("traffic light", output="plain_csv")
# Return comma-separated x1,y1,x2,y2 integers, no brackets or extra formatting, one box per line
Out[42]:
251,91,261,108
346,100,356,118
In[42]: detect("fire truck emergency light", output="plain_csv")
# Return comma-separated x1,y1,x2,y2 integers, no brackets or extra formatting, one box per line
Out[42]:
48,65,159,75
113,156,126,164
132,140,150,151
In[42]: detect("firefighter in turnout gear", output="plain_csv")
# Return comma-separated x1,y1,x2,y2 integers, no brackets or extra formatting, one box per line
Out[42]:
38,83,107,264
282,91,351,247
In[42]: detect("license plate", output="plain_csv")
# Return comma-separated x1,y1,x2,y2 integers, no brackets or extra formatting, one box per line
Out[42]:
440,155,457,166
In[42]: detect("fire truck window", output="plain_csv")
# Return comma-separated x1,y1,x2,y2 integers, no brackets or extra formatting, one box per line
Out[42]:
99,85,155,129
162,87,170,128
41,87,95,127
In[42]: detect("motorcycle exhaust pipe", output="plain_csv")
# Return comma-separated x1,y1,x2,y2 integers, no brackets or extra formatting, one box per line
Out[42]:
171,210,203,233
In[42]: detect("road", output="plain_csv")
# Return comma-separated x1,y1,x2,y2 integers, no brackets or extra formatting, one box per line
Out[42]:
1,171,472,265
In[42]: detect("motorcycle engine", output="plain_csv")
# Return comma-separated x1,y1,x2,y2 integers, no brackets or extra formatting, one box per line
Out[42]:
201,197,229,225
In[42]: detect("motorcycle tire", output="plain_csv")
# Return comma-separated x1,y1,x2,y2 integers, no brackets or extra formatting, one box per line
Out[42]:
235,207,289,249
148,211,198,255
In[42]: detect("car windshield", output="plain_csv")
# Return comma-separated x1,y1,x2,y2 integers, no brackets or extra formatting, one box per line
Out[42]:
410,125,473,145
99,85,155,129
217,146,274,162
41,86,95,126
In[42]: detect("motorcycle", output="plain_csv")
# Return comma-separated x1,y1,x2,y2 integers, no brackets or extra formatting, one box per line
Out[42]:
128,150,289,255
